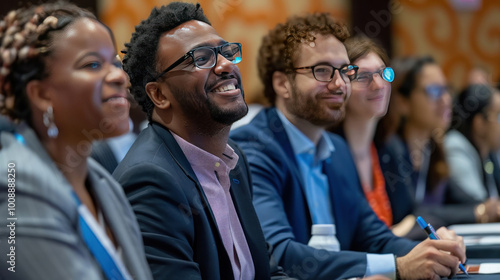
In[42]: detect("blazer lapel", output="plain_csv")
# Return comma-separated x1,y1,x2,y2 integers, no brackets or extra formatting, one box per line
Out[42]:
150,122,233,274
265,108,313,231
228,167,269,279
323,154,355,249
266,109,305,187
87,167,145,279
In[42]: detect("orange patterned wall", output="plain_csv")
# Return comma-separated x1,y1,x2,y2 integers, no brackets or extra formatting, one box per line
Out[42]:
98,0,349,104
99,0,500,102
393,0,500,90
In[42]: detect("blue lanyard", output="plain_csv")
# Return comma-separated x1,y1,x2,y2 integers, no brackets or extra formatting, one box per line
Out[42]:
14,132,26,145
71,193,131,280
13,132,131,280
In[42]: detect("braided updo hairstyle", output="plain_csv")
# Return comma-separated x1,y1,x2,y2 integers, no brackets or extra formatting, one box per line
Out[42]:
0,1,95,123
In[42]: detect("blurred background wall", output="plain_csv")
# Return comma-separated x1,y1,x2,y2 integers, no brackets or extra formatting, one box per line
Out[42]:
2,0,499,104
98,0,350,104
392,0,500,94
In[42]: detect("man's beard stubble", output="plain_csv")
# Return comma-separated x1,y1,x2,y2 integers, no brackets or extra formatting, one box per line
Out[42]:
169,82,248,134
288,81,346,128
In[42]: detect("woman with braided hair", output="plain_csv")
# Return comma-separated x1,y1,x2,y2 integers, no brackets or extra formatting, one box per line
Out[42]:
0,2,152,279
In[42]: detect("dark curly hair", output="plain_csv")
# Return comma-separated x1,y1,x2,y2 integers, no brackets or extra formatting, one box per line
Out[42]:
122,2,210,121
257,12,350,106
0,1,96,122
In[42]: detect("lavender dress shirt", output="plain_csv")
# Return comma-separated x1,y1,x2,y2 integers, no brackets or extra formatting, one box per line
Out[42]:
173,133,255,280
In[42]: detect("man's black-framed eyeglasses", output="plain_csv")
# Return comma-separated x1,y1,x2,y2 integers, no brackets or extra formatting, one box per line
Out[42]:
293,64,359,83
154,42,242,80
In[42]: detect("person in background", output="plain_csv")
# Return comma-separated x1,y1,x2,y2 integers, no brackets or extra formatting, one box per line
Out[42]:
90,117,137,173
330,36,395,227
113,2,292,279
91,97,147,174
444,84,500,222
231,12,466,280
378,56,500,239
467,66,491,86
0,2,152,279
464,66,500,194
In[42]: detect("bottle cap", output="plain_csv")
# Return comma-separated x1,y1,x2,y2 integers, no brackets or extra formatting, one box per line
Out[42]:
311,224,336,235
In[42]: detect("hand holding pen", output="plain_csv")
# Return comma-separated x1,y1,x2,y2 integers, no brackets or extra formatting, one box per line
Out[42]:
416,216,469,276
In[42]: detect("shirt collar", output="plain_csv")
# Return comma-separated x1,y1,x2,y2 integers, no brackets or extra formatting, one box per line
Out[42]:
276,109,334,162
171,131,239,172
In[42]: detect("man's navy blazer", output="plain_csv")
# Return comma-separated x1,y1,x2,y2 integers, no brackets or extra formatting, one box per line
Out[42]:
113,122,271,279
230,108,416,280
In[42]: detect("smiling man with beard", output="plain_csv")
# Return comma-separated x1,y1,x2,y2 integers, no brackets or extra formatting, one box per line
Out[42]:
112,2,281,280
230,13,466,280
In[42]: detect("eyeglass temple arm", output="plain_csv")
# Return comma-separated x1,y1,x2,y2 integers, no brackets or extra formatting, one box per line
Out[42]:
154,54,190,81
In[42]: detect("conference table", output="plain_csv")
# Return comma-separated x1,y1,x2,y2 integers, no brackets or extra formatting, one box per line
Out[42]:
449,223,500,258
465,239,500,259
445,259,500,279
446,223,500,279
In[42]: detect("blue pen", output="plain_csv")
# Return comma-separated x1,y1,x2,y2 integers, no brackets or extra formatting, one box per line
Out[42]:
416,216,469,276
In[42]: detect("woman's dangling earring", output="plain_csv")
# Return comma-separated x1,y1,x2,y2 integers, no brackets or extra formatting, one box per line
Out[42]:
43,106,58,138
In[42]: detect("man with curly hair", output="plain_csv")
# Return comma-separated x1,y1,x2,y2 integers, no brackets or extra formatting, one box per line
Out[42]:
113,2,290,280
231,13,466,280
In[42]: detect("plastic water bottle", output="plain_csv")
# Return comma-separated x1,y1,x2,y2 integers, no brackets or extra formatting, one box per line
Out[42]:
307,224,340,252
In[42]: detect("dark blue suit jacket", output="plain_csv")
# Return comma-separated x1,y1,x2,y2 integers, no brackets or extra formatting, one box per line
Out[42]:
377,135,477,239
113,122,271,280
230,108,416,280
